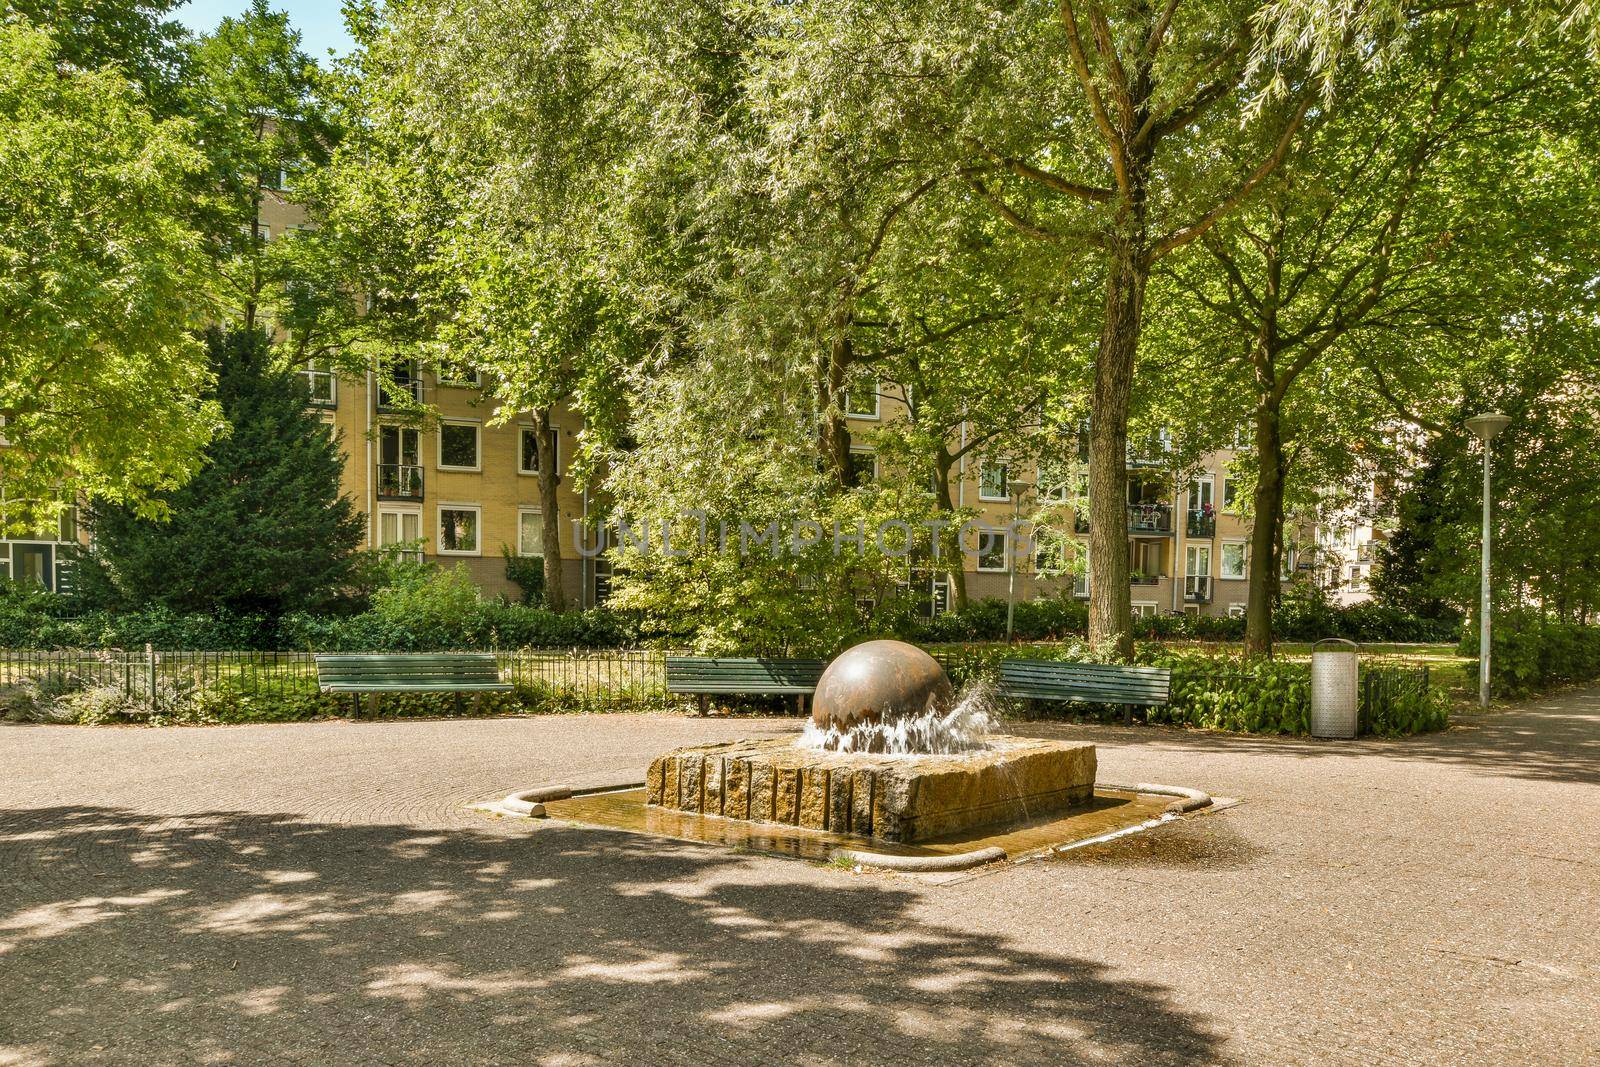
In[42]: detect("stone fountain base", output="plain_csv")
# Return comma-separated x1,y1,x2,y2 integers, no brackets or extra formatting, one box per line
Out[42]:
646,736,1096,843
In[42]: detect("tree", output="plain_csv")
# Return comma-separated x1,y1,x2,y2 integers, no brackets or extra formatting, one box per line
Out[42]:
185,0,335,331
0,19,218,534
7,0,191,108
78,327,365,615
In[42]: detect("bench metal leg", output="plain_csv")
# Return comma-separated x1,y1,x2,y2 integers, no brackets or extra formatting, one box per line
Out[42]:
454,692,464,716
798,694,807,719
351,693,359,719
1123,704,1133,727
697,695,708,718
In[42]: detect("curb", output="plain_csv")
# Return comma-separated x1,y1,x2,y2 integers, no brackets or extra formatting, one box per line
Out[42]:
827,846,1008,873
1097,781,1213,814
478,779,645,818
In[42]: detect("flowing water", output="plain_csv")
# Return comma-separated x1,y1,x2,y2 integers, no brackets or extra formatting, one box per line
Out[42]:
796,682,1005,755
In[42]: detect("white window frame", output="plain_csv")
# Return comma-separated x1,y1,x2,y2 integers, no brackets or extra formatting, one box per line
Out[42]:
437,419,482,472
1188,475,1214,511
976,529,1009,573
1132,601,1158,619
302,359,337,406
1228,602,1247,618
978,461,1010,502
1220,539,1249,580
436,362,482,389
1185,544,1212,577
849,445,878,484
844,376,881,419
377,507,424,561
517,507,545,558
436,503,483,556
517,426,561,477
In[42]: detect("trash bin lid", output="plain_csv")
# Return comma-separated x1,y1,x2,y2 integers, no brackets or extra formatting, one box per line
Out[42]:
1313,637,1359,652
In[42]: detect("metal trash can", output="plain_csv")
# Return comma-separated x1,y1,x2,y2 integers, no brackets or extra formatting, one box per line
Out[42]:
1310,638,1359,739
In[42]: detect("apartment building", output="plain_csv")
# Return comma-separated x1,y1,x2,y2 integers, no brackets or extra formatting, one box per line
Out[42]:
842,384,1308,619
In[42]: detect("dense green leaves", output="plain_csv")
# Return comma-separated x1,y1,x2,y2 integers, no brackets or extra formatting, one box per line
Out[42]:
0,19,220,532
76,328,364,615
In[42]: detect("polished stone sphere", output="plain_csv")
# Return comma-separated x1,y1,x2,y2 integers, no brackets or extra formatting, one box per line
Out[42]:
811,639,954,732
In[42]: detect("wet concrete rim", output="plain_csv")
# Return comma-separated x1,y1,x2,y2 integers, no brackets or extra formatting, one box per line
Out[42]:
470,778,1234,880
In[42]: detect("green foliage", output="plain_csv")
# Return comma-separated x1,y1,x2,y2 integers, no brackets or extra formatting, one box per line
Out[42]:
0,17,218,531
76,327,365,616
1463,614,1600,697
502,547,546,606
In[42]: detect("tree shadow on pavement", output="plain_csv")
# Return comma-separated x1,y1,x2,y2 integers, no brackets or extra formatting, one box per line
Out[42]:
0,805,1228,1066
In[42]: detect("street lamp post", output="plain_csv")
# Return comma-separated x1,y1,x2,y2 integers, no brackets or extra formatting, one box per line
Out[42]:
1005,479,1032,643
1465,412,1512,709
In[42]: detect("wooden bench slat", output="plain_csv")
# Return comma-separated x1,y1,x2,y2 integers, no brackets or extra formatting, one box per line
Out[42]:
998,660,1172,711
665,657,825,697
314,653,513,695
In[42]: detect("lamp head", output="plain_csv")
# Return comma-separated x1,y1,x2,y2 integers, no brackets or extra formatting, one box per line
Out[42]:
1465,412,1512,443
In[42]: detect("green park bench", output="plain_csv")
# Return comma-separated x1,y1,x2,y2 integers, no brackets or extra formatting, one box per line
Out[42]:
998,659,1172,726
665,656,826,717
315,653,514,716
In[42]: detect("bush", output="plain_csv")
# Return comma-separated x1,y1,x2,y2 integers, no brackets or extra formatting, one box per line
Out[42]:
1462,614,1600,697
935,641,1447,736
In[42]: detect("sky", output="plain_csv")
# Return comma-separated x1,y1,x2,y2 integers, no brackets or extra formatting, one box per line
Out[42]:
175,1,355,61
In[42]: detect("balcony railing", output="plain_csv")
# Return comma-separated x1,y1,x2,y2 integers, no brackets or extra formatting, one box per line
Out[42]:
377,463,423,500
1127,503,1173,534
1187,510,1216,537
1184,575,1213,603
1131,574,1160,586
1071,505,1175,534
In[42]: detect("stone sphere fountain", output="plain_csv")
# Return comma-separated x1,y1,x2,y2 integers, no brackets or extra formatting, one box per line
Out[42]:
811,639,953,731
646,639,1097,843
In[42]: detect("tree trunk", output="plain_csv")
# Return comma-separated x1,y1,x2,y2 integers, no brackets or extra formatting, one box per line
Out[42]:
534,407,567,612
820,306,855,488
933,449,968,609
1087,242,1147,661
1245,402,1285,656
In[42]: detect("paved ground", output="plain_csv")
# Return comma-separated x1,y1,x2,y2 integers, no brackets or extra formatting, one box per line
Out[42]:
1,689,1596,1066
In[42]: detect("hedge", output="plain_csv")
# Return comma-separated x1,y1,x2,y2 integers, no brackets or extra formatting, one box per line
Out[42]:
910,594,1459,645
936,643,1448,736
1462,616,1600,697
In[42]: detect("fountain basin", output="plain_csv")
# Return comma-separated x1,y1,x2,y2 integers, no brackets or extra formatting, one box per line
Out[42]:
646,736,1095,843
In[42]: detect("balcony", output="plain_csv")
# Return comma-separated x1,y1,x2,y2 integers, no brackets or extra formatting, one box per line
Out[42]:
1072,505,1175,535
1184,575,1213,603
1131,573,1160,586
1127,503,1173,535
377,463,423,501
1187,509,1216,537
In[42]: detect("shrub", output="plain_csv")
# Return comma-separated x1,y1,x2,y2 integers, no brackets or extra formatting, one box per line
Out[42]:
1463,614,1600,697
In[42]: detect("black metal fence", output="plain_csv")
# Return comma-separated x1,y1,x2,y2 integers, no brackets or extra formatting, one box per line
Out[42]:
0,648,678,702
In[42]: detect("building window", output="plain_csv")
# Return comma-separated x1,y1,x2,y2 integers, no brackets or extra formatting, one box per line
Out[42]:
378,426,422,499
518,509,544,557
978,461,1009,501
378,509,423,561
438,506,481,555
848,446,877,484
1228,602,1247,618
1220,541,1248,579
519,427,560,476
1188,476,1214,511
1132,601,1158,619
437,360,481,388
843,374,880,419
302,359,336,406
438,421,481,471
377,358,421,410
977,530,1008,572
1222,476,1239,512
